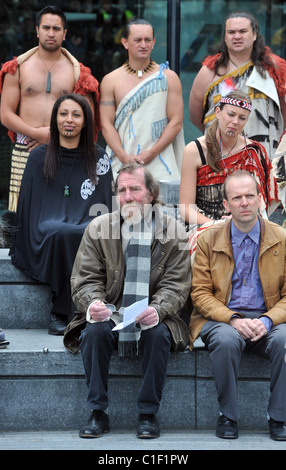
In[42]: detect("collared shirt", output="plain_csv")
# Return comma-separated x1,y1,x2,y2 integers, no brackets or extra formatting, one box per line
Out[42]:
228,220,272,332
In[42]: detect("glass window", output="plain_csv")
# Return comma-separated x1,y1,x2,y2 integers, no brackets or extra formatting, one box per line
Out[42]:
1,0,286,216
0,0,168,216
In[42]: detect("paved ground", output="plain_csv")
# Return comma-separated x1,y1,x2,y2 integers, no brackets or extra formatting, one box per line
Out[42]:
1,429,285,451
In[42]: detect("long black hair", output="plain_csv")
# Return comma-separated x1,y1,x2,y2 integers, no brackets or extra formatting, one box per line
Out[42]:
212,11,273,78
44,93,98,183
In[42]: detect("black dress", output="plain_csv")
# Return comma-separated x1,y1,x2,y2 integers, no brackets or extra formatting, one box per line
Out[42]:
10,144,114,317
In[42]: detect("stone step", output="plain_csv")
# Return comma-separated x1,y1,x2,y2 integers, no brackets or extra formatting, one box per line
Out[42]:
0,329,271,432
0,249,52,329
0,247,273,434
1,429,284,451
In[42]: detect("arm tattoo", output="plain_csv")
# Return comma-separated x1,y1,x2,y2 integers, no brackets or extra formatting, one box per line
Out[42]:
100,100,116,106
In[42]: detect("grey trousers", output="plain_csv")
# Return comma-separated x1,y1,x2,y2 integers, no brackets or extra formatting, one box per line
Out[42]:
200,321,286,422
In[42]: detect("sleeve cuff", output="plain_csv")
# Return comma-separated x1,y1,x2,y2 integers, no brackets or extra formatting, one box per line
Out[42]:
259,315,273,333
140,309,159,330
86,300,115,323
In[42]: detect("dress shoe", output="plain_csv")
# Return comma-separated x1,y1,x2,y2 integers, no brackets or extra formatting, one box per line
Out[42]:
0,329,9,349
216,414,238,439
48,313,68,335
79,410,110,438
269,418,286,440
137,413,160,439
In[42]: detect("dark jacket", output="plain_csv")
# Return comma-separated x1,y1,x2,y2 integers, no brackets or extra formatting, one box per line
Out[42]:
64,208,192,353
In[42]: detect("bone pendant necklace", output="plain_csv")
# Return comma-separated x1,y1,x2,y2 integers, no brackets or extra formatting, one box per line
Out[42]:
46,71,51,93
124,59,154,78
59,148,79,197
39,53,61,93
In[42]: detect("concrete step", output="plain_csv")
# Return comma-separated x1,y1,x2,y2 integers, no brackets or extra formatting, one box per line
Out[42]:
0,248,274,435
0,249,52,329
1,429,284,451
1,329,271,432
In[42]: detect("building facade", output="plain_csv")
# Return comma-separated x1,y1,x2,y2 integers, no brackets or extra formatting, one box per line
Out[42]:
0,0,285,213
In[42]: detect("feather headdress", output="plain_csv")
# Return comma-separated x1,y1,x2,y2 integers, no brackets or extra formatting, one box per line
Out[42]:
219,77,236,97
219,78,252,112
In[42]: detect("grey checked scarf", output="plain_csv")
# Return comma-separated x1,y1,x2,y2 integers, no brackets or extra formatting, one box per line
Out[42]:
119,218,152,357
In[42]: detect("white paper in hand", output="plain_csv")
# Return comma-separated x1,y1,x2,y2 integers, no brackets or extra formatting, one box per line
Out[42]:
112,297,148,331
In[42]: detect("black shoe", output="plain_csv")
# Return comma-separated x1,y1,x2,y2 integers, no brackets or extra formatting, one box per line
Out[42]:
0,329,9,349
216,414,238,439
79,410,110,438
137,413,160,439
269,418,286,441
48,313,68,335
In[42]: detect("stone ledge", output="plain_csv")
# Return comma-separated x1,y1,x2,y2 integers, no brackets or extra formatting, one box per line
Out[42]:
1,329,195,377
0,330,272,431
0,249,40,283
0,252,52,328
1,329,270,379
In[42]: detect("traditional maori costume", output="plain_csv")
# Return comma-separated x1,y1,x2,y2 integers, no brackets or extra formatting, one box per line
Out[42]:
0,47,100,212
202,48,286,161
188,140,280,264
106,63,184,182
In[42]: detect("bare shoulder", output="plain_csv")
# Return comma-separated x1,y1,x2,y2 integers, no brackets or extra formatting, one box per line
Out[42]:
191,65,215,91
101,66,125,86
183,137,205,168
163,67,178,77
163,67,181,83
185,136,205,152
245,137,253,146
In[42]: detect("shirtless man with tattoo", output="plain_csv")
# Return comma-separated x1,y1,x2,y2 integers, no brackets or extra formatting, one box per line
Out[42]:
0,5,99,212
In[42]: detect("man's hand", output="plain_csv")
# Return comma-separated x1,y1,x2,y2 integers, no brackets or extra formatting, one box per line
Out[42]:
230,317,267,341
134,149,155,166
89,301,113,322
136,307,158,326
27,127,51,151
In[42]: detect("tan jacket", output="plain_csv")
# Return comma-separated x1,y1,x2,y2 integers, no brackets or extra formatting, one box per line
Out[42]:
64,208,192,353
190,217,286,348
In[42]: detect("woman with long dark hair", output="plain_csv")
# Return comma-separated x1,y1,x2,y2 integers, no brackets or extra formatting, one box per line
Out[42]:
10,93,114,335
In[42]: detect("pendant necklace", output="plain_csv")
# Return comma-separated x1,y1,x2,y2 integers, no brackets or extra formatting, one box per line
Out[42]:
39,53,61,93
218,128,238,159
221,138,238,157
229,57,238,68
59,147,79,197
124,59,154,78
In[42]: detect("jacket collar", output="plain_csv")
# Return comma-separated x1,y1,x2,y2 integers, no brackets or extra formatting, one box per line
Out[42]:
258,216,281,256
153,205,170,245
212,216,281,256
